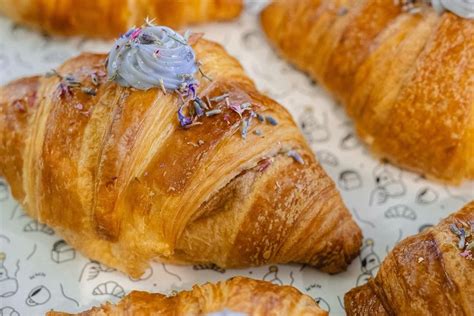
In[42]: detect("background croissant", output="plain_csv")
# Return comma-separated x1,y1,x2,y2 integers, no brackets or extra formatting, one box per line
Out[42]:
261,0,474,183
0,0,243,38
48,276,327,315
345,201,474,315
0,37,362,278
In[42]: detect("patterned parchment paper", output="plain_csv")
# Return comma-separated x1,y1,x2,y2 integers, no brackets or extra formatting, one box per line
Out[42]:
0,2,473,315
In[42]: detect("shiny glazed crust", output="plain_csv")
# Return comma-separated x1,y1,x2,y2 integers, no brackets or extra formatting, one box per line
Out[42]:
0,0,243,38
0,38,362,278
261,0,474,183
47,276,328,315
344,201,474,315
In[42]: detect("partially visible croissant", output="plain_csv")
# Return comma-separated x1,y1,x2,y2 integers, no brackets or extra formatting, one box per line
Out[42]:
47,276,327,315
0,37,362,277
261,0,474,183
345,201,474,315
0,0,243,38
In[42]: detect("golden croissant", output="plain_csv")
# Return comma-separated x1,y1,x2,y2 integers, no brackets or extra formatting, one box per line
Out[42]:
261,0,474,183
0,0,243,38
47,276,327,315
345,201,474,315
0,37,362,278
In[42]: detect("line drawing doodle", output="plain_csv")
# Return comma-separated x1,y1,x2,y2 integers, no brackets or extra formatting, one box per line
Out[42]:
386,229,403,254
0,234,10,243
10,204,27,220
370,164,406,205
25,285,51,306
0,253,18,298
162,264,182,281
315,150,338,167
314,297,330,312
92,281,125,299
26,244,37,260
29,272,46,280
129,266,153,282
60,283,80,307
419,224,434,233
51,240,76,263
337,296,345,310
299,108,330,143
13,260,19,278
340,131,360,150
0,306,20,316
23,220,54,235
193,263,225,273
305,283,331,312
356,239,381,287
352,208,375,228
0,179,8,201
415,187,438,204
385,205,417,221
262,266,283,286
79,260,116,282
338,170,363,191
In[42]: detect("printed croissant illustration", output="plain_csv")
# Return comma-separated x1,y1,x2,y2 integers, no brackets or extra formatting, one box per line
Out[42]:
48,277,328,315
0,0,243,38
261,0,474,183
0,34,362,277
345,201,474,315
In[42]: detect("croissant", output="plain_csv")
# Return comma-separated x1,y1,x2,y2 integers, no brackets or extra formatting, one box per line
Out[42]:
47,276,327,315
261,0,474,183
344,201,474,315
0,34,362,278
0,0,243,38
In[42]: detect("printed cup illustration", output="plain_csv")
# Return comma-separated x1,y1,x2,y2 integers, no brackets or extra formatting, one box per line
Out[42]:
0,253,18,298
51,240,76,263
25,285,51,306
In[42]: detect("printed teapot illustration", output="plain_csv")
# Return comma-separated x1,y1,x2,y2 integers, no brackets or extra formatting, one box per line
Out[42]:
0,252,19,298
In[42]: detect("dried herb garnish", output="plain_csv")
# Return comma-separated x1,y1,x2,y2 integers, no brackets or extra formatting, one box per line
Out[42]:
265,115,279,126
205,109,222,117
241,118,250,140
450,222,474,260
81,87,97,96
287,150,304,164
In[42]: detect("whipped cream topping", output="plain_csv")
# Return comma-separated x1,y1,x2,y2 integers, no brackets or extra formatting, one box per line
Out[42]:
107,25,198,91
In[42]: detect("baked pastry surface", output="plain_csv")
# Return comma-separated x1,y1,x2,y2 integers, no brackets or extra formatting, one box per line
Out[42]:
47,276,328,316
0,37,362,277
345,201,474,315
0,0,243,38
261,0,474,183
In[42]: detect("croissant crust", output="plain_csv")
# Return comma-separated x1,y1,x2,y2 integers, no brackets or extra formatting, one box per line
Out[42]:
261,0,474,183
0,38,362,277
0,0,243,38
48,276,328,315
345,201,474,315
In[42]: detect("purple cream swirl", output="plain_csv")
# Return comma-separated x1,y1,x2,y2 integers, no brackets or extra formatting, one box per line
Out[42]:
107,25,198,91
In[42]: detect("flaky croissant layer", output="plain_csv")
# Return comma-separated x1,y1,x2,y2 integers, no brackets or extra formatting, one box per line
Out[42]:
345,201,474,315
47,277,328,316
0,0,243,38
261,0,474,183
0,38,362,277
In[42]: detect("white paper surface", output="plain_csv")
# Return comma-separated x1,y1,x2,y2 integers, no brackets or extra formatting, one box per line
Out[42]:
0,4,473,315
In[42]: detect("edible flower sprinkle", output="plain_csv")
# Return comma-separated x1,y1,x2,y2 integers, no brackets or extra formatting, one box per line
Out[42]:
450,222,474,260
287,150,305,165
104,21,293,165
